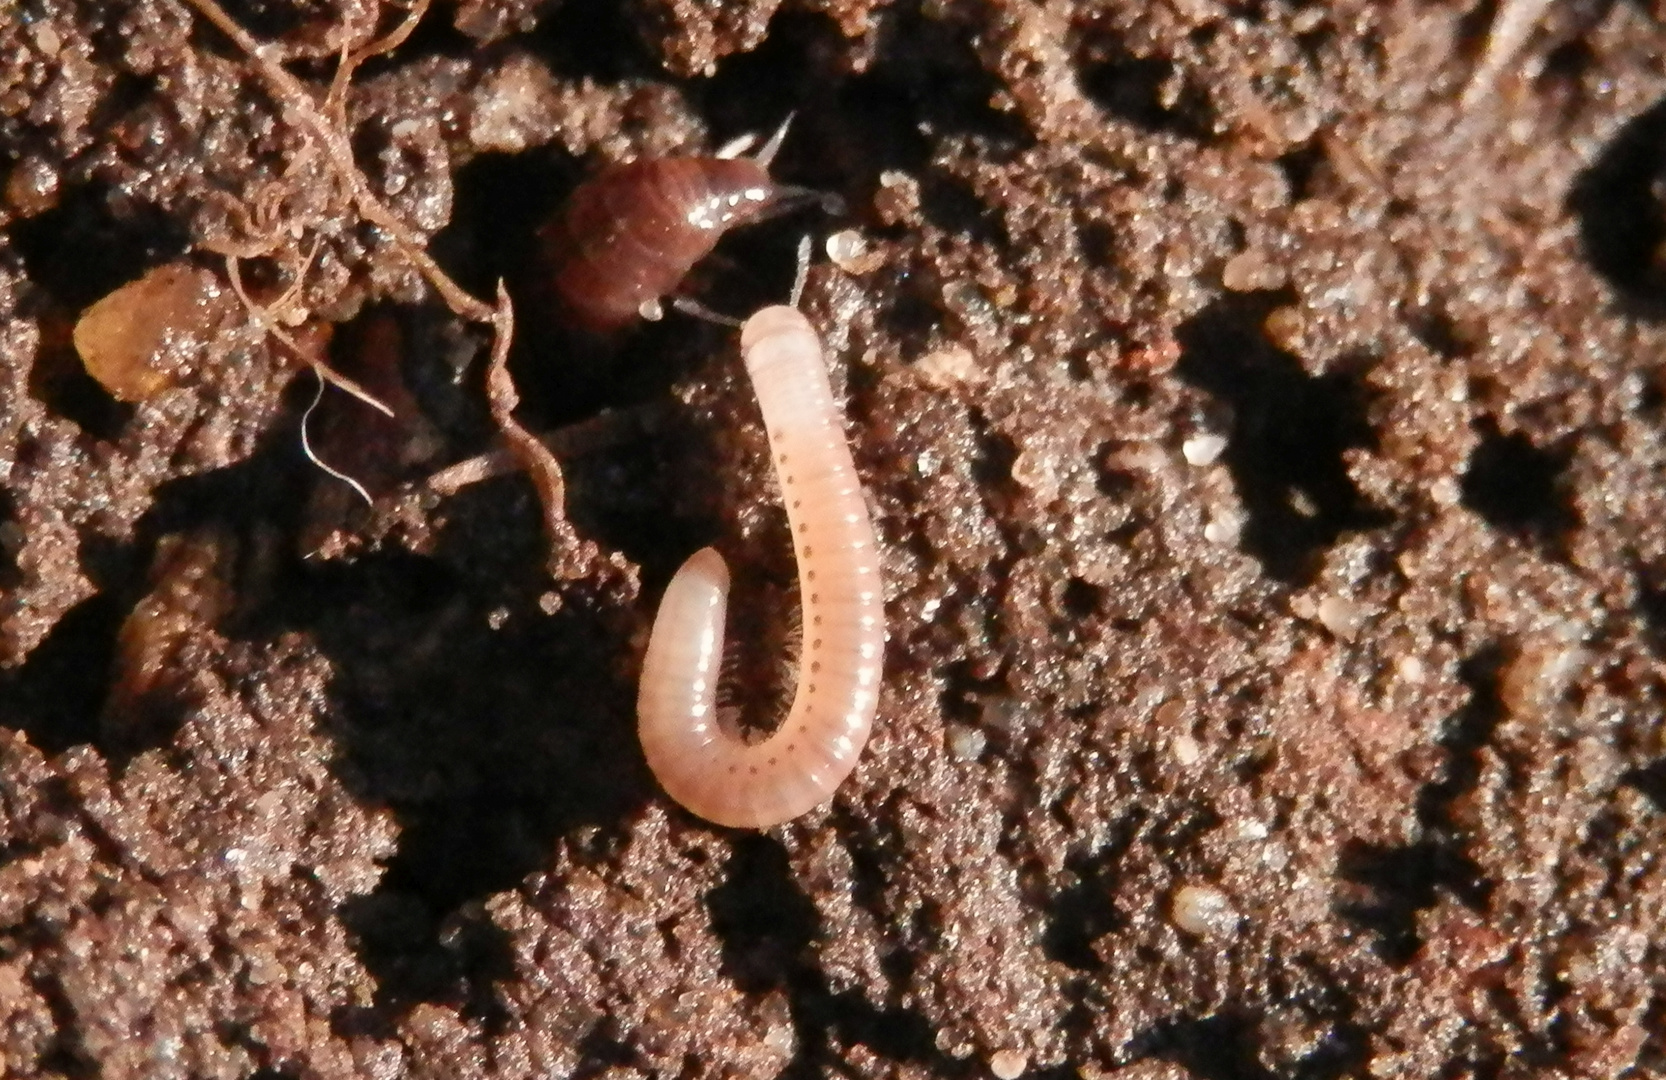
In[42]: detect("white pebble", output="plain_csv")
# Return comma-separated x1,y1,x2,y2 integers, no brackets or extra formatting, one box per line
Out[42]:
1182,433,1227,466
1170,884,1241,938
1221,249,1288,292
1171,733,1202,766
912,345,983,387
1009,448,1060,497
825,229,884,274
1316,595,1366,641
1203,512,1241,546
989,1049,1028,1080
947,725,987,762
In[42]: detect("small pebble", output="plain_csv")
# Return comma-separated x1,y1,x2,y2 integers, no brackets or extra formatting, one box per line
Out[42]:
1222,248,1288,292
989,1049,1028,1080
1171,733,1202,766
874,169,921,225
74,262,227,401
1009,448,1060,497
1170,883,1241,938
468,54,560,152
5,156,60,217
947,725,987,762
1263,306,1305,352
1316,595,1366,641
1203,512,1242,546
1182,433,1227,466
488,606,511,629
825,229,885,274
913,345,983,387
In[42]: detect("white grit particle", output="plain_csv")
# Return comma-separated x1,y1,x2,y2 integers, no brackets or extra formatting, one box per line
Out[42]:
989,1048,1028,1080
1170,884,1241,938
1182,433,1228,466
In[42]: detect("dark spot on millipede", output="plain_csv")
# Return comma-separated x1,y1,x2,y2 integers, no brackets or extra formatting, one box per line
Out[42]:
811,661,822,673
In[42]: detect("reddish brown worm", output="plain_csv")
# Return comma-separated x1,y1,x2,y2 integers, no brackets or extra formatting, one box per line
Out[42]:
637,306,884,828
540,121,831,333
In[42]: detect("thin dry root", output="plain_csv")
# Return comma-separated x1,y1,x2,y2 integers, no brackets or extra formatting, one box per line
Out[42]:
326,0,432,121
183,0,592,571
300,374,375,506
1460,0,1556,110
224,254,395,418
484,284,590,577
425,403,665,495
182,0,495,326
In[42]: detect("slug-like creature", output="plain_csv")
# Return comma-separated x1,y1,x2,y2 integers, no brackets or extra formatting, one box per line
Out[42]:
637,305,884,828
542,121,828,333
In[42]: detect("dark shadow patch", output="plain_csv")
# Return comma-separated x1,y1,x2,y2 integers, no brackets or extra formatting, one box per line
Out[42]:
709,835,822,992
702,834,955,1078
1569,93,1666,313
431,148,577,309
0,591,126,755
8,183,190,312
0,488,20,592
1041,824,1139,972
1075,29,1210,141
528,0,661,82
1130,1010,1279,1080
705,4,1029,216
918,172,1009,250
1638,568,1666,656
297,538,645,1014
1623,757,1666,812
24,322,134,443
1335,648,1500,963
338,884,515,1022
1175,295,1390,584
1275,140,1325,203
1459,420,1573,541
1336,839,1484,965
1405,304,1476,361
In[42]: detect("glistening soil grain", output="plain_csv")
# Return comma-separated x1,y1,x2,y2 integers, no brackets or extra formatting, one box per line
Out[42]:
1,1,1664,1078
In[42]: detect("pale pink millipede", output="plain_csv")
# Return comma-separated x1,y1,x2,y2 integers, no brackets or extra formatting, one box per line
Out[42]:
637,305,884,828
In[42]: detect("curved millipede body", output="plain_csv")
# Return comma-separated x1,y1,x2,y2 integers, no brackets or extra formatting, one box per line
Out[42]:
543,154,780,333
637,306,884,828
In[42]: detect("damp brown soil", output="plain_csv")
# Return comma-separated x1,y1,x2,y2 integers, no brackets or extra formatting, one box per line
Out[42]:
2,1,1665,1078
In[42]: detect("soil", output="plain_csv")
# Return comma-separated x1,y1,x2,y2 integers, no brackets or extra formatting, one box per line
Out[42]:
2,1,1665,1077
